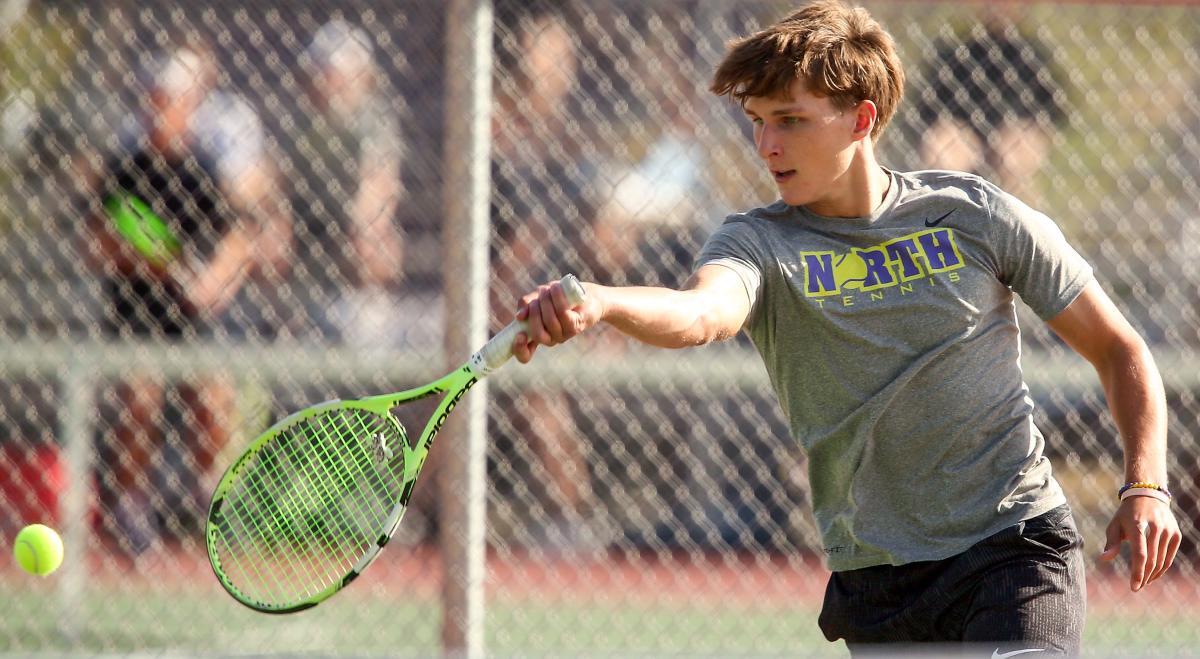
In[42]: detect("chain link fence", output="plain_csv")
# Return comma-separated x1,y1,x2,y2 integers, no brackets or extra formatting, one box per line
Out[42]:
1,0,1198,655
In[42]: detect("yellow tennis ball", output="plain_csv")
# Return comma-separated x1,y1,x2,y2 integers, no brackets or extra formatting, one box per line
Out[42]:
13,523,64,576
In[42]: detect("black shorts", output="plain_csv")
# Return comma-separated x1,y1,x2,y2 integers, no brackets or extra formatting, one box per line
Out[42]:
818,504,1086,657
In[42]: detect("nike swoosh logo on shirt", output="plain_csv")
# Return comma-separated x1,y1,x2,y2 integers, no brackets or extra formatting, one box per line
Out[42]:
924,210,955,227
992,649,1046,659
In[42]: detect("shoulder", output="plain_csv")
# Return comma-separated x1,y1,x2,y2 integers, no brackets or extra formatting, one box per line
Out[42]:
705,201,800,247
893,169,1000,217
193,91,265,175
699,201,796,263
721,200,794,227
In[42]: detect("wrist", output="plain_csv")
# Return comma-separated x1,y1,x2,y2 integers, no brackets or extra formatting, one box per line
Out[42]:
1119,481,1172,505
587,282,610,323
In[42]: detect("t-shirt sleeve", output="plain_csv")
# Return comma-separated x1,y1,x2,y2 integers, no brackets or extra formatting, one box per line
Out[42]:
694,215,764,321
986,185,1093,320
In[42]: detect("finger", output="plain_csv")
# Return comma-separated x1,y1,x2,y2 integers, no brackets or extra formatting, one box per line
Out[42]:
1148,528,1170,584
1152,530,1182,584
538,289,564,343
1099,520,1123,562
1163,531,1182,578
551,279,575,309
520,342,538,363
1141,525,1161,589
550,281,588,339
512,340,530,364
524,298,550,345
518,287,543,309
548,283,569,336
1129,522,1149,591
512,334,537,364
512,331,529,362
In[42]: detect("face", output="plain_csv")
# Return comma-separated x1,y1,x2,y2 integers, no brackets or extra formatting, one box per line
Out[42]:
521,17,577,118
743,83,862,212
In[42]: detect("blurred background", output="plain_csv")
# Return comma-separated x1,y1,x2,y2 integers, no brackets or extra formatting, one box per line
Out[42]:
0,0,1197,656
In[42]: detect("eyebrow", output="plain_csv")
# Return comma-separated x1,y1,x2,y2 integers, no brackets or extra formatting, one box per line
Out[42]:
744,106,808,117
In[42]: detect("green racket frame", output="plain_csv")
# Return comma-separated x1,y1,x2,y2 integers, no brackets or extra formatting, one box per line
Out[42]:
206,274,585,613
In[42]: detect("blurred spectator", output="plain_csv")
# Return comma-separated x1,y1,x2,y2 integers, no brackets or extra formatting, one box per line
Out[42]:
286,19,408,346
195,87,295,340
591,23,714,287
913,9,1067,200
489,7,604,549
283,19,439,542
85,46,289,554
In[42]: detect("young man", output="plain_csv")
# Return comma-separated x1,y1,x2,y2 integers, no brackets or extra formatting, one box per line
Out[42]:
510,1,1180,654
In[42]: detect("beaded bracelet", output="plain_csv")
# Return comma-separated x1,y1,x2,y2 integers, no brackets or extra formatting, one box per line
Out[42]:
1118,481,1172,504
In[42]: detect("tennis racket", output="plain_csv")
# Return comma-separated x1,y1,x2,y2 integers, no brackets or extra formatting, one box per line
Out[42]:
206,274,585,613
103,192,181,266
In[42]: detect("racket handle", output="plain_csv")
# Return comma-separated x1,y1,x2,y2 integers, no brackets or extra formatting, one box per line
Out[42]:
469,274,587,376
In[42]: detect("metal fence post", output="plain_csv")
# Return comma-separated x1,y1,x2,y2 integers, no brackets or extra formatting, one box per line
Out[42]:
441,0,494,656
57,356,94,645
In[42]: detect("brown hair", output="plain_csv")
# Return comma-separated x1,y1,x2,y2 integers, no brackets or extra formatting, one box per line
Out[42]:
710,0,905,138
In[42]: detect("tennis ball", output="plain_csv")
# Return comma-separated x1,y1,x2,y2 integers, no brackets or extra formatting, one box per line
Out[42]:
834,252,869,290
13,523,64,576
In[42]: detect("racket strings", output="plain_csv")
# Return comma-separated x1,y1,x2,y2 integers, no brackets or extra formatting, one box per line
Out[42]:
316,412,400,520
219,410,397,603
217,425,347,603
211,408,407,608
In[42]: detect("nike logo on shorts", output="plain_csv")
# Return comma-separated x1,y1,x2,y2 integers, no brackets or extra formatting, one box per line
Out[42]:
991,649,1046,658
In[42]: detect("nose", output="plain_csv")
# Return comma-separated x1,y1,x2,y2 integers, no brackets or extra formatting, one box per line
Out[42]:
755,124,781,160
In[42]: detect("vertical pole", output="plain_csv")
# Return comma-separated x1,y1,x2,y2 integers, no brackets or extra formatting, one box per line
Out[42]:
441,0,493,656
57,358,95,645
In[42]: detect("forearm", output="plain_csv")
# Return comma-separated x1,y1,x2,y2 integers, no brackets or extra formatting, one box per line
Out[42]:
594,284,738,349
175,229,254,315
1093,337,1180,593
512,266,749,364
1096,339,1169,484
352,160,402,285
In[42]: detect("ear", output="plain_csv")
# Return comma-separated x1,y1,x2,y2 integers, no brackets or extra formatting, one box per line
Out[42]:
851,100,878,140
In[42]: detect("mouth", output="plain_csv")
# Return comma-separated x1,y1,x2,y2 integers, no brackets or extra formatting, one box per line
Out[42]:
772,169,796,183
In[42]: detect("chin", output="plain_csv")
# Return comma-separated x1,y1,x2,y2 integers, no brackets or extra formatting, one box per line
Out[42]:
779,190,810,206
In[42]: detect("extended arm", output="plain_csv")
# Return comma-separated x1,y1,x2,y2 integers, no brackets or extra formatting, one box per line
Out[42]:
511,264,752,362
350,154,403,287
175,156,295,316
1045,280,1180,591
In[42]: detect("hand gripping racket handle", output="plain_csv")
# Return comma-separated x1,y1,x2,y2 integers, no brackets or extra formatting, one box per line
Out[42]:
469,274,587,376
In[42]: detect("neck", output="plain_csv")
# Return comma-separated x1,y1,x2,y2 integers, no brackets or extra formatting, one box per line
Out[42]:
806,142,891,218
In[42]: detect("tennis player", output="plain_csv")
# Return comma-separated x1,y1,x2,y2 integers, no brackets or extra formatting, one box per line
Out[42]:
511,1,1180,654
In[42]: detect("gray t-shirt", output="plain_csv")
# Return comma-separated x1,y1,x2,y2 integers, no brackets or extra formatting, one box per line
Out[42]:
696,169,1093,571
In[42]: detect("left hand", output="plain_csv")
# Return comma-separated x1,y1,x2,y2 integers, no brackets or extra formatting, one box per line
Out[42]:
1099,495,1181,591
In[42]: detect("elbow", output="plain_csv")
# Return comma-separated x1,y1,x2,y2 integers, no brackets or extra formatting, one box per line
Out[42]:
1096,333,1160,385
690,312,739,347
650,314,727,349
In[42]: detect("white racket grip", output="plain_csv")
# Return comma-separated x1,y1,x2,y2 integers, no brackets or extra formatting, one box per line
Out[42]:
469,274,586,376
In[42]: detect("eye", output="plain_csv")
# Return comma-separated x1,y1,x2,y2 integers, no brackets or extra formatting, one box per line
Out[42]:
749,116,764,126
780,116,802,126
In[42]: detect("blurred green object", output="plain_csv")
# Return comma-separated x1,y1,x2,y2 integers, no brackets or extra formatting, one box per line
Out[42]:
104,193,180,265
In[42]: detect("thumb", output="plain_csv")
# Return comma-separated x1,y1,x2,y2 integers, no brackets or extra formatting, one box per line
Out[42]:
1099,522,1123,561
